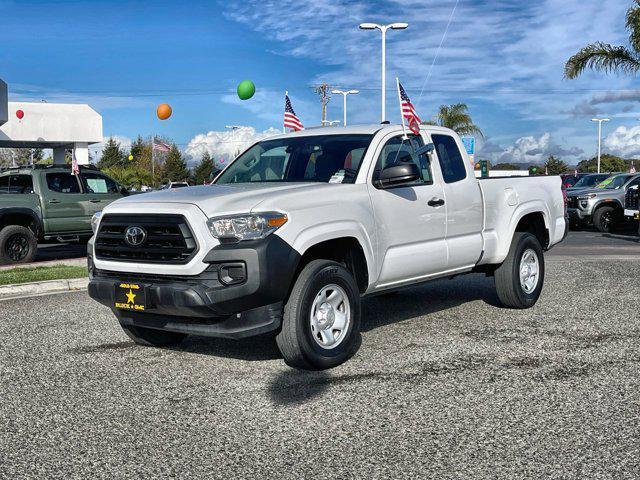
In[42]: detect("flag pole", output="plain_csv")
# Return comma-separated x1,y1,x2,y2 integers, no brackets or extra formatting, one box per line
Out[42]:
396,77,408,140
283,91,288,134
151,136,155,187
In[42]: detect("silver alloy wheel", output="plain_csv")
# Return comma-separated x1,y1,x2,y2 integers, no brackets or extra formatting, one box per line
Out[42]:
309,284,351,349
519,248,540,294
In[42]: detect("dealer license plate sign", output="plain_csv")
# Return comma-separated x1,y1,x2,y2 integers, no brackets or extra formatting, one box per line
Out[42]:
114,283,146,311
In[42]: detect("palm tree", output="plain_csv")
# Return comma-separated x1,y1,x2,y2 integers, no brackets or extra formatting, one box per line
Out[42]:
423,103,484,138
565,1,640,79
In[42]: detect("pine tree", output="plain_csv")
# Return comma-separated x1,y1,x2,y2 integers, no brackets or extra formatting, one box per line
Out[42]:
544,155,569,175
161,144,190,183
193,151,215,185
129,135,145,163
98,137,124,169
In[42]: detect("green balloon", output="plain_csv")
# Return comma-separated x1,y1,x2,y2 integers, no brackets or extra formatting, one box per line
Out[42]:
237,80,255,100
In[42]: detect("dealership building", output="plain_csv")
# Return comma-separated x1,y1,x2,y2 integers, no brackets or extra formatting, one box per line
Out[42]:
0,78,102,165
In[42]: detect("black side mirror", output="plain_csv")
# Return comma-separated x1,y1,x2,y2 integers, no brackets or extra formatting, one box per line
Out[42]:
120,186,129,196
375,162,421,189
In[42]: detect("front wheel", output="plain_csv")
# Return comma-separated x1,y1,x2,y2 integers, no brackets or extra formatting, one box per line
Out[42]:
494,232,545,309
276,260,361,370
593,205,619,233
0,225,38,265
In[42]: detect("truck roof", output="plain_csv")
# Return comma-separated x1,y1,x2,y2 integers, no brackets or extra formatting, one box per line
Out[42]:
266,123,458,140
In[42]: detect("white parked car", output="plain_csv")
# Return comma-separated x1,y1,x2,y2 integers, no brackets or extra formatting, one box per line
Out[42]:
88,124,567,369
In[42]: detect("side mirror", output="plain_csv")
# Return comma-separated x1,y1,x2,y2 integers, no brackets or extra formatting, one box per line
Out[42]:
375,162,421,189
120,186,129,196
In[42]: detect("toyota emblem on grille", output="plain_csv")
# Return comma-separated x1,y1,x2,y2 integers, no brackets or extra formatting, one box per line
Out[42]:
124,226,147,247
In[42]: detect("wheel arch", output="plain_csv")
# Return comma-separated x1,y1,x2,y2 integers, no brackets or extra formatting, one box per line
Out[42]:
0,208,43,238
289,228,373,294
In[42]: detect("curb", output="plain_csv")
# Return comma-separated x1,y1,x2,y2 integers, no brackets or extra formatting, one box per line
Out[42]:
0,277,89,301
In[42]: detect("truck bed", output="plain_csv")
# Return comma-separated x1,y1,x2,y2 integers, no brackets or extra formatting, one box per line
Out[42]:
477,176,566,265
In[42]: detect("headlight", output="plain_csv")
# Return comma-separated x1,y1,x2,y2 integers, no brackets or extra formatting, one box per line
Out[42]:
207,212,287,241
576,194,597,200
91,211,102,234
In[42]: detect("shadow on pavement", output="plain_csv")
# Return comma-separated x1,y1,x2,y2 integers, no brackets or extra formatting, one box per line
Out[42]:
171,334,282,362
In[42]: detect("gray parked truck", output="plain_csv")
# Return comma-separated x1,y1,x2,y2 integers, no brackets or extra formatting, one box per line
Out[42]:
567,173,640,232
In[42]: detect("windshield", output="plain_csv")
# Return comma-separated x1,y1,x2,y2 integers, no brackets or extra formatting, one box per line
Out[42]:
573,174,609,188
215,134,374,184
597,174,631,190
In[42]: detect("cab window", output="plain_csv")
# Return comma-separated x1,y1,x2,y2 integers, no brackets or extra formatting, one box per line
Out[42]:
80,172,120,194
0,174,34,194
432,134,467,183
46,172,81,193
373,134,432,186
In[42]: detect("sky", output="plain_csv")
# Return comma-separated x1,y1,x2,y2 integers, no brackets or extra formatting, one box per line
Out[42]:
1,0,639,166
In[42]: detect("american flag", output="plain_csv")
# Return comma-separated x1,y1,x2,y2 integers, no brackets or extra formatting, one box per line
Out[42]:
398,82,421,135
71,149,79,176
153,138,171,152
284,93,304,131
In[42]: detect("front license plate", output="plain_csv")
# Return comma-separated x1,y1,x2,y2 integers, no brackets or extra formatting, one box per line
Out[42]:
114,283,146,311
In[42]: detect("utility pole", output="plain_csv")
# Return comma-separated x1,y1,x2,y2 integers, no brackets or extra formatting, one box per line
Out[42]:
314,82,333,124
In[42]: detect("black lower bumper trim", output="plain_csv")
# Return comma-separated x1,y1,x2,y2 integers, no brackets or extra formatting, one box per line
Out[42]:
114,302,282,339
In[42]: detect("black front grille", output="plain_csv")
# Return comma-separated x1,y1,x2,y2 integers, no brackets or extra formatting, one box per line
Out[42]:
95,214,198,264
625,188,639,210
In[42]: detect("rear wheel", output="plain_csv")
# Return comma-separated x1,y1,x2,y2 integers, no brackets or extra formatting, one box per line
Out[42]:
120,324,187,347
0,225,37,265
494,232,545,309
276,260,361,370
593,205,619,233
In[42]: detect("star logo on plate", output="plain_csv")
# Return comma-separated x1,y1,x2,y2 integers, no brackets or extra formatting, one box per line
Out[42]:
126,289,136,304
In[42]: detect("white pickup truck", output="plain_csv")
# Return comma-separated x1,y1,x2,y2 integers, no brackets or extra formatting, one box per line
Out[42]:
88,124,567,370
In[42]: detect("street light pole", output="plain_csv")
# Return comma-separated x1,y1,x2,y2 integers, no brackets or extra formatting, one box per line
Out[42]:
331,89,359,126
359,22,408,122
591,118,610,174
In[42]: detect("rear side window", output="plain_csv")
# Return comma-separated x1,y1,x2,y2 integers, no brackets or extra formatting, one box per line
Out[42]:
81,172,120,193
46,172,80,193
0,175,33,194
432,134,467,183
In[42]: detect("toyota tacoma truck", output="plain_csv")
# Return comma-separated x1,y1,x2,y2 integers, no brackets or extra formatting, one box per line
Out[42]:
88,124,567,370
0,164,126,264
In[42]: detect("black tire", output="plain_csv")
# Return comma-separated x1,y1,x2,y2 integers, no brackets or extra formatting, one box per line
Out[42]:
276,260,361,370
119,324,187,347
494,232,545,309
593,205,618,233
0,225,38,265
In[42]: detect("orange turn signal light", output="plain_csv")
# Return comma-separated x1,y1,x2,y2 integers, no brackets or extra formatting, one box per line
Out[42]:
267,215,288,228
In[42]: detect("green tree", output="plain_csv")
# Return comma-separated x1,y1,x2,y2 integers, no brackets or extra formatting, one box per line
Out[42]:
544,155,569,175
565,2,640,78
98,137,124,169
492,162,521,170
576,154,628,173
193,151,215,185
423,103,483,138
529,165,544,176
129,135,145,162
161,144,190,183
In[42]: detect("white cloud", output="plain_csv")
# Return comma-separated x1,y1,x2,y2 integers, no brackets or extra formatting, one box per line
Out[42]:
479,132,584,164
89,135,132,162
604,125,640,158
184,126,281,168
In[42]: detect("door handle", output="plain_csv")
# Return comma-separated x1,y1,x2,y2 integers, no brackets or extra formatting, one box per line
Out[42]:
428,198,445,207
48,199,61,204
89,199,101,203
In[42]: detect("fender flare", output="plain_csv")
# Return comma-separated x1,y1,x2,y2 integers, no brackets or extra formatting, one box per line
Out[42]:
496,201,552,261
0,207,44,237
288,220,376,289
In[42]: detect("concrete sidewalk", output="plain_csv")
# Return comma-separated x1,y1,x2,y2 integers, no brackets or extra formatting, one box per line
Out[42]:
0,277,88,301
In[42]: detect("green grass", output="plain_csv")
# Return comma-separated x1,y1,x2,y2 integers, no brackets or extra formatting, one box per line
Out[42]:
0,265,87,286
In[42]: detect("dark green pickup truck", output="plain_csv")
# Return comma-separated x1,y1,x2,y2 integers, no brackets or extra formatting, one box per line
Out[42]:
0,165,126,265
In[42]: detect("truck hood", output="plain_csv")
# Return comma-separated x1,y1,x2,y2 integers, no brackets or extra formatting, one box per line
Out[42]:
112,182,327,216
568,187,623,197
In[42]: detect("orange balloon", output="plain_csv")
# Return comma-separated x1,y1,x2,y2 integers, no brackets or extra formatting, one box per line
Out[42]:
157,103,172,120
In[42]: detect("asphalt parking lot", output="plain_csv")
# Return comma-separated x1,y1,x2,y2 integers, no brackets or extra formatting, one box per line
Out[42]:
2,250,639,479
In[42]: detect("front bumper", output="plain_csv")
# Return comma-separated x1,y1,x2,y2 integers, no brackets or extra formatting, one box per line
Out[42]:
88,234,301,339
567,207,591,224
